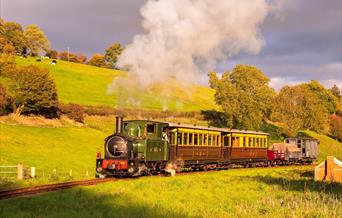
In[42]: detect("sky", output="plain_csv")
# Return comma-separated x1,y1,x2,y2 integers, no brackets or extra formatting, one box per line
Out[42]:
1,0,341,90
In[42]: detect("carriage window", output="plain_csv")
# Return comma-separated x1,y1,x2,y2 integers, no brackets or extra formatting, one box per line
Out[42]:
199,134,203,145
208,134,212,146
217,135,220,146
243,137,246,147
249,138,252,147
204,134,208,145
194,134,198,145
183,133,188,145
223,136,229,146
146,124,156,134
189,133,193,145
177,133,182,145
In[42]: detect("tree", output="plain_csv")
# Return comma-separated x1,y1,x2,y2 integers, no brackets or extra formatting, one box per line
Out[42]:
24,25,50,56
329,115,342,141
209,65,275,129
303,80,339,114
329,84,341,102
88,53,106,67
0,84,12,115
104,43,123,68
271,85,329,136
6,65,59,118
76,53,87,63
0,21,26,54
46,50,58,59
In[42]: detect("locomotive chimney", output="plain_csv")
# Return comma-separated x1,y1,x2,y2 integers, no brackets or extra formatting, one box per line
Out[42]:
115,116,123,134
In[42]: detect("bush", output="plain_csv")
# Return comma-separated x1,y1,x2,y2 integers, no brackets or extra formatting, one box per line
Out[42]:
60,103,85,123
7,65,59,118
0,84,13,115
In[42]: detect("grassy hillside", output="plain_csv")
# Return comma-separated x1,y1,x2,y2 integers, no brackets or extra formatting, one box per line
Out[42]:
1,115,341,190
16,57,217,111
1,166,341,217
304,130,342,161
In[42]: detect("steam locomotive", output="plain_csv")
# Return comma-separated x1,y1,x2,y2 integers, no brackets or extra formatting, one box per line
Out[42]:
95,117,318,177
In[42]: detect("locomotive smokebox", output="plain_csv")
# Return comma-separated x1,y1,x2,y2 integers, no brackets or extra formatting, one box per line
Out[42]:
115,116,123,134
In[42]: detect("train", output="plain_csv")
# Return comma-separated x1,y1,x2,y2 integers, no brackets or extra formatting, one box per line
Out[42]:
95,117,319,177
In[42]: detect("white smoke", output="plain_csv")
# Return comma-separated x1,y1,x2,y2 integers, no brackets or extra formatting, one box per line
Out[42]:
117,0,280,86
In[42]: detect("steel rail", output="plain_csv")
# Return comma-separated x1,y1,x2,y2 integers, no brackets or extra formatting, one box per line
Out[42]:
0,178,117,200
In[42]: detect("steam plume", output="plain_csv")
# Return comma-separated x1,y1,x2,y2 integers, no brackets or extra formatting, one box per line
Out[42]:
117,0,279,85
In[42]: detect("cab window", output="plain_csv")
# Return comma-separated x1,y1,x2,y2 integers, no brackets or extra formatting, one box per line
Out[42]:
146,124,156,134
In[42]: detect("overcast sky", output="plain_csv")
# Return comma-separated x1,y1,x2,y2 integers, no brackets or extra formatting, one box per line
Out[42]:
1,0,341,90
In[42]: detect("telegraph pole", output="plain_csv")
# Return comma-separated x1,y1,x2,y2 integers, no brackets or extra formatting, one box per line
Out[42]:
67,47,70,62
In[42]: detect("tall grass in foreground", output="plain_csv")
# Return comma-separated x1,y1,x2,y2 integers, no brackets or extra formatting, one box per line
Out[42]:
0,167,341,218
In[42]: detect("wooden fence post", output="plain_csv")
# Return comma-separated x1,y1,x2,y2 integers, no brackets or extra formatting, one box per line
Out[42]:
30,167,36,178
17,163,24,180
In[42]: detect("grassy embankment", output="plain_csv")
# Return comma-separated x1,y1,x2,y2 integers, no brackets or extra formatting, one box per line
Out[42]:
1,114,342,190
0,166,341,217
16,57,217,111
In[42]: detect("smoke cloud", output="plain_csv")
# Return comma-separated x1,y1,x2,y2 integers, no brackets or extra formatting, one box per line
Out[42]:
117,0,281,85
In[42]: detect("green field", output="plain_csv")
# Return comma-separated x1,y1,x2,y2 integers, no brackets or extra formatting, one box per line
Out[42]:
0,166,341,218
16,57,217,111
1,115,342,190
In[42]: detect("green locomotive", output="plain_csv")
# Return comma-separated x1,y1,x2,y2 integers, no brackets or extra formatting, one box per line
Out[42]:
95,117,270,177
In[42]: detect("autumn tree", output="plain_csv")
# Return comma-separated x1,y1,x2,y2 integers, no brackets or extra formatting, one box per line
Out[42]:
209,65,275,129
46,50,58,59
104,43,123,68
303,80,339,114
271,85,329,136
329,84,341,102
88,53,106,67
5,65,59,118
24,25,50,56
329,115,342,141
0,20,26,54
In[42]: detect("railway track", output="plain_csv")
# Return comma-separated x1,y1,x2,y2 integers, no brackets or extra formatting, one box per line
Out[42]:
0,178,117,200
0,164,312,200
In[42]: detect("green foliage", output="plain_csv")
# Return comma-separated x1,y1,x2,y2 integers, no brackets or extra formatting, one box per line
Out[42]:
88,53,106,67
272,85,329,136
209,65,275,129
104,43,124,68
23,25,50,56
5,65,59,118
60,103,85,123
303,80,339,114
0,20,26,54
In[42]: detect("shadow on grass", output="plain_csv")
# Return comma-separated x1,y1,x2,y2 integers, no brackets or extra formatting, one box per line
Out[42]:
244,174,342,198
0,186,189,218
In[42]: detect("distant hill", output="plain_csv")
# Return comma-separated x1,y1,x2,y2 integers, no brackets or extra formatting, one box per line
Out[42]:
16,57,217,112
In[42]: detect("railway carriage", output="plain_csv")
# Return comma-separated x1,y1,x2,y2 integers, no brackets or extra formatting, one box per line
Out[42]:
96,117,270,177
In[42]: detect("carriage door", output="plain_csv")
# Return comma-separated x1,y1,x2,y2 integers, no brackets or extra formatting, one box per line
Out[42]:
222,135,230,160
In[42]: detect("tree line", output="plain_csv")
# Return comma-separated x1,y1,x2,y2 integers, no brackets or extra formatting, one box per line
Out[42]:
0,19,123,68
209,65,342,140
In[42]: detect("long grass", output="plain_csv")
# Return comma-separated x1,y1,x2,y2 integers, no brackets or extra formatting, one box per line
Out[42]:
0,166,341,218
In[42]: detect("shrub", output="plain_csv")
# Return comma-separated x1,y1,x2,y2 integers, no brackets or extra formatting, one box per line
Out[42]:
8,65,59,118
60,103,85,123
0,84,13,115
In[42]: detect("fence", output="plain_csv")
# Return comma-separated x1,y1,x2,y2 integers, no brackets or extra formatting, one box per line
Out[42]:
0,164,93,181
0,164,24,180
